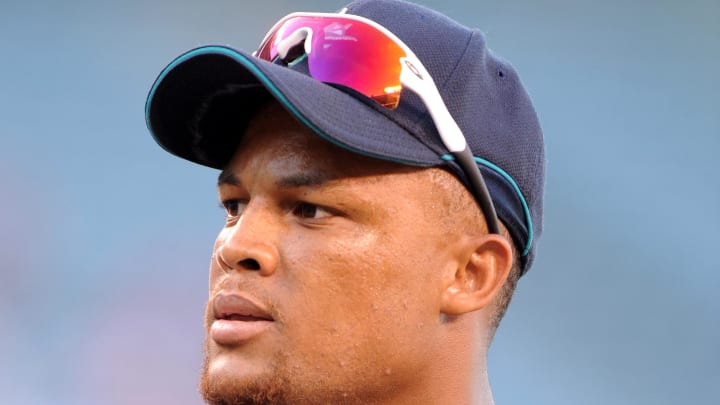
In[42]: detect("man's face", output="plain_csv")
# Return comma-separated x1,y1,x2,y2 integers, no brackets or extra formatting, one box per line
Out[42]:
200,103,461,404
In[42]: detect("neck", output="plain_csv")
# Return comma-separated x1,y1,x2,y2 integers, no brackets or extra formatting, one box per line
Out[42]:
385,322,495,405
429,314,495,405
384,354,494,405
474,362,496,405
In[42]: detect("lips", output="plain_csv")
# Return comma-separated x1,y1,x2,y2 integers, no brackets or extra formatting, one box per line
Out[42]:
210,293,274,345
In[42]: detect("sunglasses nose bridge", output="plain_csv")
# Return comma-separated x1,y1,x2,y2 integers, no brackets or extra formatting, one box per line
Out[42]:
275,26,313,62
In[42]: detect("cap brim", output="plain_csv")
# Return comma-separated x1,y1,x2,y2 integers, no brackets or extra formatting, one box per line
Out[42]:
145,45,443,170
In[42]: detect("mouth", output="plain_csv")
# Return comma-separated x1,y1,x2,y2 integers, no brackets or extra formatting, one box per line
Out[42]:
220,313,272,321
210,293,274,345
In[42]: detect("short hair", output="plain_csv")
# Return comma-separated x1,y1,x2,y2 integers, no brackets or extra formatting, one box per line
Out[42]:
489,250,520,336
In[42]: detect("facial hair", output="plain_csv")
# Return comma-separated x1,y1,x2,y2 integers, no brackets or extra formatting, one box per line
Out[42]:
199,344,290,405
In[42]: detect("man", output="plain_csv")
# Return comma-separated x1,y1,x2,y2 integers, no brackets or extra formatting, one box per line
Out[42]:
145,0,545,404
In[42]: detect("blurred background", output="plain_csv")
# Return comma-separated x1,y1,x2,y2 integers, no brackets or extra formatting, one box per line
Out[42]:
1,0,718,404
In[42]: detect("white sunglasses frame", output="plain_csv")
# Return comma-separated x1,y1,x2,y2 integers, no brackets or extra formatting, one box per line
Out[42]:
255,12,501,235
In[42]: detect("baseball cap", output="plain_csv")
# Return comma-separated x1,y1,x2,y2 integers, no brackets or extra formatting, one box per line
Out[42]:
145,0,545,275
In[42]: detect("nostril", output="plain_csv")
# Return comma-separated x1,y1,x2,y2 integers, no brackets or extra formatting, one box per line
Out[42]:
238,258,261,271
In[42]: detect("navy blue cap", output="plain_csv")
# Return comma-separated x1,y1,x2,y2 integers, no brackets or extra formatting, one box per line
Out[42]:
145,0,545,275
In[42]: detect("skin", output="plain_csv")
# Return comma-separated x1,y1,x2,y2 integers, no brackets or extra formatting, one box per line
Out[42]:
200,102,513,405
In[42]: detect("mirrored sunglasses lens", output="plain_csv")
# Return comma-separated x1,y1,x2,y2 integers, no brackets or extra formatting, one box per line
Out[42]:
257,16,405,109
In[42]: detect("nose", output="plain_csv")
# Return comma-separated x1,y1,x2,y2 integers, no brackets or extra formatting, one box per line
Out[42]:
215,203,279,276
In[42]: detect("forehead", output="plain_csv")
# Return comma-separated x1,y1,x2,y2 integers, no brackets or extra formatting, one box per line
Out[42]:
218,101,481,237
224,102,419,184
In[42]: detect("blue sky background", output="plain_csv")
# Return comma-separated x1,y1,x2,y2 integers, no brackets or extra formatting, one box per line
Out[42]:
1,0,718,404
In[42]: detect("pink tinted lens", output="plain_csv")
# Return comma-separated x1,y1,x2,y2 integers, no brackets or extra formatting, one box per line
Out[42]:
256,16,405,108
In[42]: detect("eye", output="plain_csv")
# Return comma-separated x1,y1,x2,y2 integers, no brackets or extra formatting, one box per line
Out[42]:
221,199,247,220
292,202,333,219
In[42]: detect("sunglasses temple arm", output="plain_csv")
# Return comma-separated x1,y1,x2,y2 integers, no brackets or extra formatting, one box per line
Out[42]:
402,64,501,235
430,106,502,235
454,147,501,235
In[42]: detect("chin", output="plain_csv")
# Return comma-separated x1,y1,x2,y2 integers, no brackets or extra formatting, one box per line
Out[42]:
200,345,290,405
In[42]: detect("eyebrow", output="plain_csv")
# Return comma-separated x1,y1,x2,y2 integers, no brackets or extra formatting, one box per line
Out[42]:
217,169,335,189
217,170,240,186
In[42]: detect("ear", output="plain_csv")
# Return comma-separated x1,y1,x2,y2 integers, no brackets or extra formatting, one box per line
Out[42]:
440,234,513,315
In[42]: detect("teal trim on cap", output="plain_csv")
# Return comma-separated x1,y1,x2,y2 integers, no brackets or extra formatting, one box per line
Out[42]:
442,154,533,256
144,45,420,167
144,46,327,144
288,53,308,67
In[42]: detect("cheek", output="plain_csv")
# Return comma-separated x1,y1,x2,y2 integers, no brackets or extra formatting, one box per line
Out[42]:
281,226,386,300
278,226,438,341
273,226,445,382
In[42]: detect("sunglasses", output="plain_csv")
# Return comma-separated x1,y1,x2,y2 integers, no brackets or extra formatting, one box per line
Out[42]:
254,12,501,235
